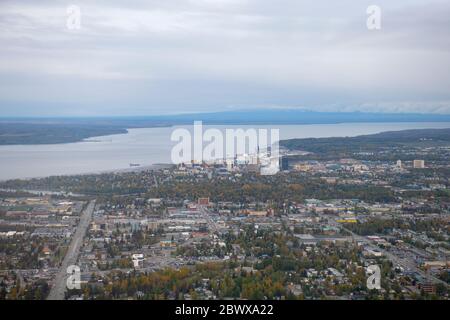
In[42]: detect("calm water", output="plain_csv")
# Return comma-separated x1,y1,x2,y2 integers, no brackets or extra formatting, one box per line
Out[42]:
0,122,449,180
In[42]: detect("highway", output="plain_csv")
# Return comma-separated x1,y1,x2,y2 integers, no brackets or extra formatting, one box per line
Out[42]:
47,200,96,300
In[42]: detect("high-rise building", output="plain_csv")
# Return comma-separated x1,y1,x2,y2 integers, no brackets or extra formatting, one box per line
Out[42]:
280,156,289,171
413,160,425,169
226,159,234,171
396,160,402,168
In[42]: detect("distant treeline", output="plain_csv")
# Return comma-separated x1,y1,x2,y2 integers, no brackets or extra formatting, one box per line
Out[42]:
0,119,172,145
281,128,450,161
0,123,127,145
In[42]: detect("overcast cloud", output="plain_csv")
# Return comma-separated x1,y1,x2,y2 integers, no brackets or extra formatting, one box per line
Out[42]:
0,0,449,116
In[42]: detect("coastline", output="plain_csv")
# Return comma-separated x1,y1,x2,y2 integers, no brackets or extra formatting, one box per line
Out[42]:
0,163,174,184
0,123,449,182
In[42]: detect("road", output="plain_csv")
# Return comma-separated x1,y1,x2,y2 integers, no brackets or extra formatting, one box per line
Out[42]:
341,224,448,287
47,200,96,300
198,205,218,234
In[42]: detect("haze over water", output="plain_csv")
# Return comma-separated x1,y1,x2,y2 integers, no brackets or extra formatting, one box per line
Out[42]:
0,122,449,181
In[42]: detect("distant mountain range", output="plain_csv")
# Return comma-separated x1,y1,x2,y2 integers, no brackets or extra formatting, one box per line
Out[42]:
139,109,450,125
3,109,450,125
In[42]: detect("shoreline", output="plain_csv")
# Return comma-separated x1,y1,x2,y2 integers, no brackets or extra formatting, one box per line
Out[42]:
2,116,450,146
0,163,174,184
0,123,449,182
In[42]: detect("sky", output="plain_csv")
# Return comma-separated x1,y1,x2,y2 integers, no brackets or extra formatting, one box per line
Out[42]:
0,0,449,116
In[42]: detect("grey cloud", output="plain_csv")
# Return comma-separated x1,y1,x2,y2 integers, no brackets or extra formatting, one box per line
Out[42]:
0,0,449,116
